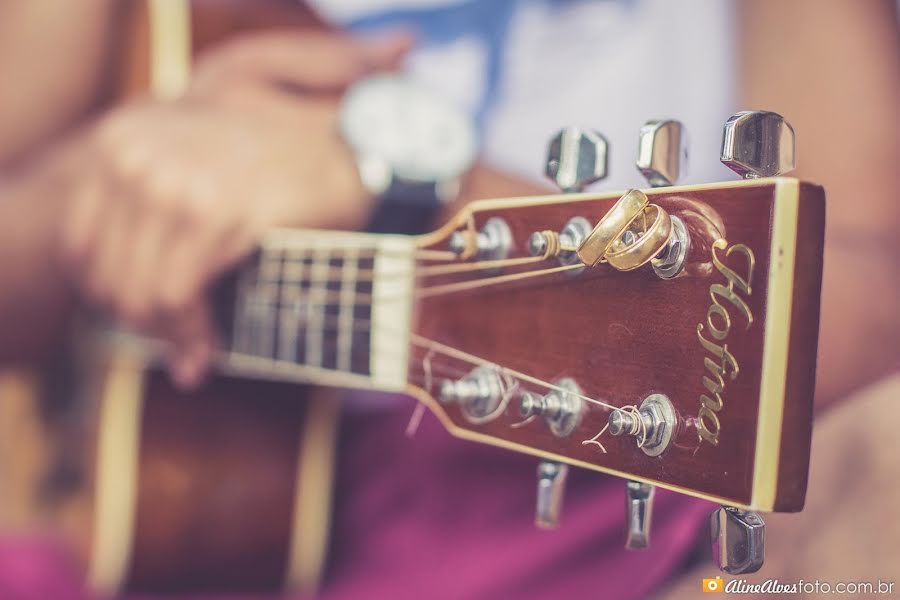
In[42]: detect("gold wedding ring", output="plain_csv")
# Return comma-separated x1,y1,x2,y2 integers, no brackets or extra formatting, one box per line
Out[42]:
605,204,673,271
576,189,649,266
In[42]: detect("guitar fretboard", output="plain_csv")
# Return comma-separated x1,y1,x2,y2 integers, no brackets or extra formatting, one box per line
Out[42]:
217,229,416,392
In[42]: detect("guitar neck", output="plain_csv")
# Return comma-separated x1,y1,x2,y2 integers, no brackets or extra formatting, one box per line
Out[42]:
215,228,417,393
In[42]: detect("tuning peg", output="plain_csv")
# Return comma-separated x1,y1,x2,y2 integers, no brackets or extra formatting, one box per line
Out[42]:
624,480,655,549
545,127,609,192
720,110,795,179
632,119,691,278
518,378,583,437
710,506,765,574
636,119,688,187
535,461,568,529
447,217,512,261
607,393,676,457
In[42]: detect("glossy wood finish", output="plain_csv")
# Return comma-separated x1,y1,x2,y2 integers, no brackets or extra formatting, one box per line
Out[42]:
128,372,309,594
411,180,825,511
773,189,824,511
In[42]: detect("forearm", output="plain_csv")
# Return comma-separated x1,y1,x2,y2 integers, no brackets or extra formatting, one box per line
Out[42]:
0,0,119,163
740,0,900,407
0,151,75,363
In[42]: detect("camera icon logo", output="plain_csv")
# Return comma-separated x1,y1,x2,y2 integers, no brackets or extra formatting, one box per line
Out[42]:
702,576,724,593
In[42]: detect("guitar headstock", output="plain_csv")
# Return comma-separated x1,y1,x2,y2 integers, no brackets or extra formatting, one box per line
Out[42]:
406,111,824,574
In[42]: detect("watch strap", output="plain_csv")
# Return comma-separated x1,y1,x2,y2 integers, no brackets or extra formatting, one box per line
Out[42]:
365,176,444,234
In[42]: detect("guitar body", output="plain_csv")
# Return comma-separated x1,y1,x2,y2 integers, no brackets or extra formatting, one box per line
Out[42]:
88,0,337,595
85,362,338,595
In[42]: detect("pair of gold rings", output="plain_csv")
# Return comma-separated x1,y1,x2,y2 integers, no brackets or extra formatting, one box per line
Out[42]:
575,189,673,272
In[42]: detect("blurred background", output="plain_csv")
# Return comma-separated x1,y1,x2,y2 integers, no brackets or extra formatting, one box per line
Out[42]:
0,0,898,598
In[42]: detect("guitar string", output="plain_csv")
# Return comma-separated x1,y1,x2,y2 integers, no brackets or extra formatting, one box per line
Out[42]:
408,334,622,414
257,233,585,294
225,327,633,453
246,246,633,450
416,339,633,451
265,246,464,263
225,340,622,452
228,330,610,415
245,260,591,306
401,345,640,452
415,263,583,298
256,252,574,283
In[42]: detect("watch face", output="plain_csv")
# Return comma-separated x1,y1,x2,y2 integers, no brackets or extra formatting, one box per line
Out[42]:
339,74,477,183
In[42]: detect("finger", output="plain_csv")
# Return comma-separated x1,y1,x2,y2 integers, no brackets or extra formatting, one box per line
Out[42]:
61,174,105,271
92,149,162,317
158,299,217,390
158,206,260,389
117,208,169,326
154,207,227,318
87,188,132,310
223,85,341,130
192,30,414,95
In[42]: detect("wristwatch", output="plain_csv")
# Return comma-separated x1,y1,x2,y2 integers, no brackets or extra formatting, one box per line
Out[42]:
339,74,478,234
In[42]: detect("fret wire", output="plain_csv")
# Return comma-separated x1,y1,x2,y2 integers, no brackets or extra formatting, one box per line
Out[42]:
232,263,254,355
277,247,306,363
230,237,419,378
304,247,330,368
336,247,358,372
257,247,282,359
264,239,434,259
277,264,377,282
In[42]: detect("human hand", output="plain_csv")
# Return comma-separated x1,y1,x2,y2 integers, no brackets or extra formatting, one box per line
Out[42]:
59,32,411,387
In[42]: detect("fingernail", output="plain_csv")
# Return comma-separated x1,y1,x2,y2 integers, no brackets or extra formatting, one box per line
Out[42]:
361,30,416,57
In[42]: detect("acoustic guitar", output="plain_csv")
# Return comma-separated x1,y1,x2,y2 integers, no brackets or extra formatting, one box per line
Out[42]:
8,0,825,596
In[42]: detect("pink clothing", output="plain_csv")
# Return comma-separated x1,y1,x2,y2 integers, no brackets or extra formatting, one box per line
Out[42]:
0,398,710,599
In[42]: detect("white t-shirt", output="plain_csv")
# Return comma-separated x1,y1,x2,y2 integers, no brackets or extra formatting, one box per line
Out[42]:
311,0,739,189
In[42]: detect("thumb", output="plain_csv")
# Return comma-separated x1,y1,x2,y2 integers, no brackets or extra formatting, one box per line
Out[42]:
192,30,414,95
354,31,415,71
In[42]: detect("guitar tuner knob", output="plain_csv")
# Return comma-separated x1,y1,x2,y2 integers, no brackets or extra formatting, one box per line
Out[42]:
545,126,609,193
527,217,592,269
710,506,766,574
535,460,569,529
448,217,512,261
650,214,690,279
720,110,795,179
636,119,688,187
607,393,676,457
633,119,691,279
625,480,655,550
439,366,504,422
518,378,584,437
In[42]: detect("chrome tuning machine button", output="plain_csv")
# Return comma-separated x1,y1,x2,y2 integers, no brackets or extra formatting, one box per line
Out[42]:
720,110,795,179
448,216,512,261
518,378,584,437
625,480,655,550
607,393,676,457
535,460,569,529
545,126,609,193
439,366,504,423
527,217,592,268
710,506,766,574
637,119,688,187
539,127,607,270
634,119,690,280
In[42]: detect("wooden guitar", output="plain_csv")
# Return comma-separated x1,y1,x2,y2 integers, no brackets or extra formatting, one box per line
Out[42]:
26,0,825,595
